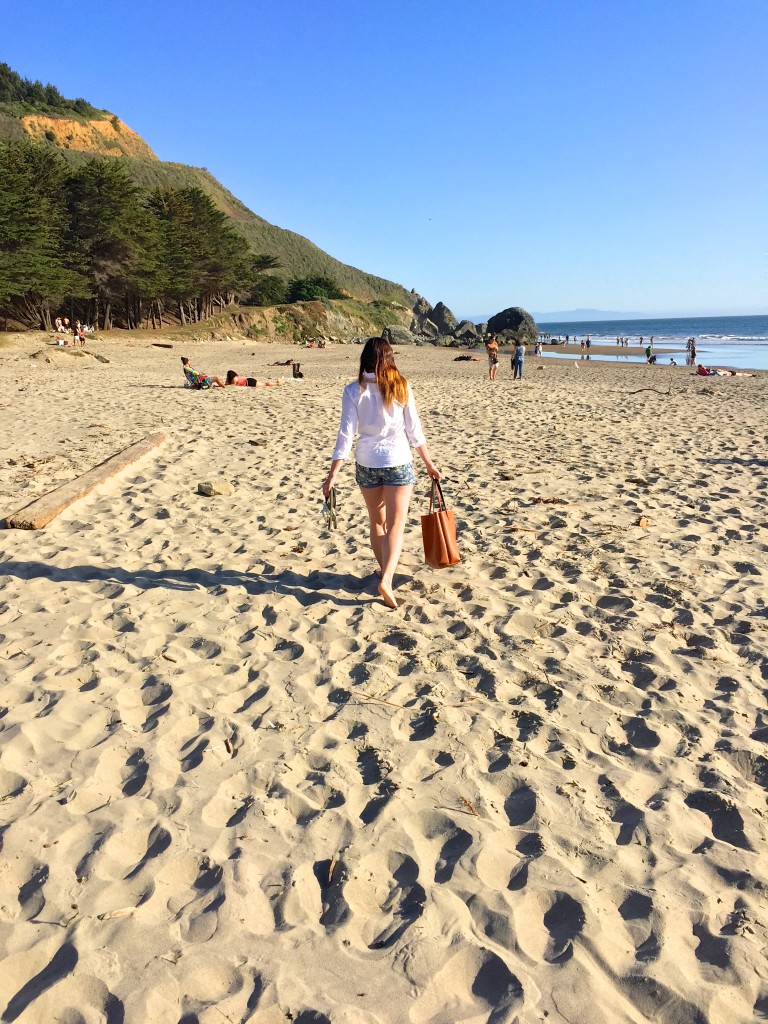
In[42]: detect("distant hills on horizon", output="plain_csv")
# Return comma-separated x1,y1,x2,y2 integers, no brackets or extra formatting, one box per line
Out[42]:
461,308,768,324
459,308,644,324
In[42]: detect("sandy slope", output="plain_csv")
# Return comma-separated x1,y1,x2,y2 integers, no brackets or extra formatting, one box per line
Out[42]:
0,335,767,1024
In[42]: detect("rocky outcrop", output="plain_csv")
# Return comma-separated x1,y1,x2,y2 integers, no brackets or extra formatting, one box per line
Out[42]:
382,325,416,346
430,301,459,336
20,114,158,160
410,296,464,344
486,307,538,343
455,320,479,341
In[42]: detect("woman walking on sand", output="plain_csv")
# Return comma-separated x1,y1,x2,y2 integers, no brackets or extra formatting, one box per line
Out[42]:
322,336,441,609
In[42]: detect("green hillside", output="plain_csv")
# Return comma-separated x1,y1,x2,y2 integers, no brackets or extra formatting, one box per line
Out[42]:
0,62,413,305
126,159,412,302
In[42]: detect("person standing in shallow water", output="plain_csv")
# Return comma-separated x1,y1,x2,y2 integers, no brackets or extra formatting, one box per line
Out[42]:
322,337,441,609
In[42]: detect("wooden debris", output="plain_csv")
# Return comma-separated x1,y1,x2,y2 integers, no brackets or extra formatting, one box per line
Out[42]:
2,432,167,530
198,479,234,497
462,797,480,817
97,906,135,920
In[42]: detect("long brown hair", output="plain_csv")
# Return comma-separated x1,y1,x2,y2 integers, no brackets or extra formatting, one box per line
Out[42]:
358,337,408,407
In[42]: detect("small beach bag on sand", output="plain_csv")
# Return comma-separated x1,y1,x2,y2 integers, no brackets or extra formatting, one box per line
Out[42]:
421,480,461,569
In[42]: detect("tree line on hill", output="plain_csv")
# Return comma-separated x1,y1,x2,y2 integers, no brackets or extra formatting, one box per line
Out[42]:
0,139,345,331
0,61,101,118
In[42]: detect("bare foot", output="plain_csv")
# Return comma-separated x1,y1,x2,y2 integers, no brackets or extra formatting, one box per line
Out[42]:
378,579,397,609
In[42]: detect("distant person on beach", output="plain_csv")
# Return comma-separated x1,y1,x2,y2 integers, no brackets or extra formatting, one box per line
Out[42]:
181,356,225,389
485,334,499,380
225,370,282,387
512,339,525,380
322,336,441,610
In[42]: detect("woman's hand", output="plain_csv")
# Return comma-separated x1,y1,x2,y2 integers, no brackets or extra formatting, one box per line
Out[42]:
425,461,441,481
323,459,343,499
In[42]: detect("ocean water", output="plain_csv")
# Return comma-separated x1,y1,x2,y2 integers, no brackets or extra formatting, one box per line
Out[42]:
536,314,768,370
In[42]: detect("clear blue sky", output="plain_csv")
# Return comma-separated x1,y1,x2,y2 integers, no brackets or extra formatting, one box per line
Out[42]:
2,0,766,318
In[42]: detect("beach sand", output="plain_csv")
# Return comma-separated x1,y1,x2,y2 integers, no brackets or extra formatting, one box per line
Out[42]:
1,334,766,1023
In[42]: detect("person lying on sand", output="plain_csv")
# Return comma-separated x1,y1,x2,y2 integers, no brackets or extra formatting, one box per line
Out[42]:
269,360,294,366
181,356,225,389
454,355,480,362
225,371,282,387
696,364,756,377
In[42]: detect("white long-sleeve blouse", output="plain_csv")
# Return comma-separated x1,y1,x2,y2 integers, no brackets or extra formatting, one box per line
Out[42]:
331,372,427,468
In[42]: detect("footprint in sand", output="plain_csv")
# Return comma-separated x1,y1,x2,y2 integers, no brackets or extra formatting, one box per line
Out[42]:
504,782,538,827
685,790,752,850
313,856,350,932
598,774,649,846
0,944,108,1024
619,975,710,1024
167,857,226,944
0,858,48,922
622,715,661,749
618,890,662,962
356,746,397,824
410,946,524,1023
121,748,149,797
543,891,586,963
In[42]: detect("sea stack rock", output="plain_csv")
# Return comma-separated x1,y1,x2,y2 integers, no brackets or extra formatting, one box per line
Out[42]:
486,307,538,343
430,301,459,337
455,320,479,342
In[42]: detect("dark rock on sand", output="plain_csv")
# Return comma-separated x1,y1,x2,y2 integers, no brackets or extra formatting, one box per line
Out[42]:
487,307,538,343
430,301,459,337
382,325,416,346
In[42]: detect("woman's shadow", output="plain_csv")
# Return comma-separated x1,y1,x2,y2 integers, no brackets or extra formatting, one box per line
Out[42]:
1,559,372,608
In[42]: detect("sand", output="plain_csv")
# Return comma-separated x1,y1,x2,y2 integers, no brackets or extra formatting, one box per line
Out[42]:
0,333,766,1024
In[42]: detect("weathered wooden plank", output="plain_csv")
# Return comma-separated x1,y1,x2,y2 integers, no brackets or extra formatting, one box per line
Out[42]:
2,432,167,530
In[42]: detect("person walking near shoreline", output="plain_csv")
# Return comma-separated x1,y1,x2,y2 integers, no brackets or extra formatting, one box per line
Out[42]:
322,336,441,609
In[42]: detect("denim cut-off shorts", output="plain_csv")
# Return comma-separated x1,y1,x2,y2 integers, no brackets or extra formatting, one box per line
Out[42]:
355,462,416,488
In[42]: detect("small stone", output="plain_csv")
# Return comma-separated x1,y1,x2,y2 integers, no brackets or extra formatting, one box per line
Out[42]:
198,479,234,497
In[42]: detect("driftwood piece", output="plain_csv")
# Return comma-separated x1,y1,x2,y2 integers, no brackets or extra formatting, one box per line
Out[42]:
2,432,167,530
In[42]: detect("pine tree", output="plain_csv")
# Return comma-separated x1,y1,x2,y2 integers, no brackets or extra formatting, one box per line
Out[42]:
0,140,84,327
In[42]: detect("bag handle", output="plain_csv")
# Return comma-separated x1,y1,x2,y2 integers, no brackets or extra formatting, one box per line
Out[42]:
429,479,448,513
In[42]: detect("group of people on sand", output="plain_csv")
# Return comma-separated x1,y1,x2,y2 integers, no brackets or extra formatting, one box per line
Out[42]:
53,317,91,347
485,334,526,381
180,356,284,390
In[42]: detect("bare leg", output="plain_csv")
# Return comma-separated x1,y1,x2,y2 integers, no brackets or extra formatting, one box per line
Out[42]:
360,485,386,573
378,484,414,608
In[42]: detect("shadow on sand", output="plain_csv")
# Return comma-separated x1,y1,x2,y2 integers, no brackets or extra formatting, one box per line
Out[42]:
1,559,373,609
